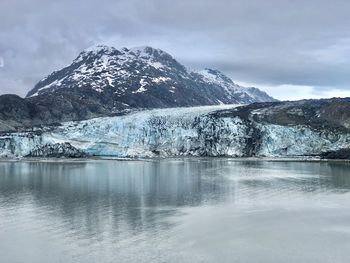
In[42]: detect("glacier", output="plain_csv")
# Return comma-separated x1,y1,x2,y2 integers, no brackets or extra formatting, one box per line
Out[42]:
0,104,349,158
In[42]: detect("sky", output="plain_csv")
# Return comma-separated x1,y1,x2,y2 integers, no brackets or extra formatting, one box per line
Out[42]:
1,0,350,100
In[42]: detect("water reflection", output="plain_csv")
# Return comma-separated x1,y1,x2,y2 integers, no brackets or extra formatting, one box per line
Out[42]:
0,159,350,263
1,160,350,233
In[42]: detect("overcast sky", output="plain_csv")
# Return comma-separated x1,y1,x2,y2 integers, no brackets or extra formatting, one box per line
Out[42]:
1,0,350,100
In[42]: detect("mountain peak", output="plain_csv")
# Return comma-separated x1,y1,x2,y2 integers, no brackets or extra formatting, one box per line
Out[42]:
69,45,176,68
130,45,170,55
197,68,235,85
26,45,276,107
84,44,115,53
81,45,172,59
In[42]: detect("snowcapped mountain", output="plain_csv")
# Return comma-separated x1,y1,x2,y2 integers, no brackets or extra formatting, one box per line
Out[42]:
192,68,273,103
27,45,275,108
0,45,276,132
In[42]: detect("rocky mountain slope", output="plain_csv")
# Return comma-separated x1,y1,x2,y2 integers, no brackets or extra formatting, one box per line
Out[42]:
27,45,274,105
1,98,349,159
0,45,275,132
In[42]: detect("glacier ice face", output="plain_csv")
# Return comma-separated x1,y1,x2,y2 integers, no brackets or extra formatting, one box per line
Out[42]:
257,124,350,157
46,105,249,157
1,104,350,158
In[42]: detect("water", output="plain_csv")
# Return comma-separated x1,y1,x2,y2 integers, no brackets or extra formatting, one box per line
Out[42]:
0,159,350,263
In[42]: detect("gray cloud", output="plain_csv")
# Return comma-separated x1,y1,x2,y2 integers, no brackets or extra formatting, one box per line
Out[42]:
1,0,350,99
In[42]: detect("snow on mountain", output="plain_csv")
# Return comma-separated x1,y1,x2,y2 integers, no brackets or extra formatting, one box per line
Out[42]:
193,68,274,103
27,45,186,97
26,45,276,108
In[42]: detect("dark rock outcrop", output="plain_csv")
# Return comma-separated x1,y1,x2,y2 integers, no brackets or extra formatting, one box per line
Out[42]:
26,143,86,158
320,149,350,159
212,98,350,133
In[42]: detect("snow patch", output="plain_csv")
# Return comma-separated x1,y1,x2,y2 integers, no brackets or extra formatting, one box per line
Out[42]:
152,77,171,84
132,79,148,93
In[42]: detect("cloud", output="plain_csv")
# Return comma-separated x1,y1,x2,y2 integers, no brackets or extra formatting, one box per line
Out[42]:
237,82,350,101
1,0,350,99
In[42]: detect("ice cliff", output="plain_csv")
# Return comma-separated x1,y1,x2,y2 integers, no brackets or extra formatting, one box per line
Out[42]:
1,102,349,158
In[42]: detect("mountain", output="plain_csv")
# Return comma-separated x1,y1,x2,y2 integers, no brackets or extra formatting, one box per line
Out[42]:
3,45,350,159
0,45,276,131
27,45,275,106
1,98,350,159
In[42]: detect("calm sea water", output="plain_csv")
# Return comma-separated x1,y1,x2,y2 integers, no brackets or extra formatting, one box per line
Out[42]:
0,159,350,263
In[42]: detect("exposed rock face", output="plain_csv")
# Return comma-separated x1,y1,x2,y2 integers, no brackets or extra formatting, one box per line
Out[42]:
26,143,86,158
0,45,275,132
1,99,350,159
320,149,350,159
0,94,35,131
212,98,350,133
